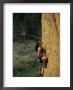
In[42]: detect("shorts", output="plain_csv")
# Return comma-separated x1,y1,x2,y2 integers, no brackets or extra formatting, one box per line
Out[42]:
38,56,43,64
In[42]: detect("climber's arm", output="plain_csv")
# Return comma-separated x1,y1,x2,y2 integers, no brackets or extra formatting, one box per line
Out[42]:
37,47,42,56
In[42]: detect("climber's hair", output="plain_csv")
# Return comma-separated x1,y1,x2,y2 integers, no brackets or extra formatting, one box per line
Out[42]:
35,39,42,52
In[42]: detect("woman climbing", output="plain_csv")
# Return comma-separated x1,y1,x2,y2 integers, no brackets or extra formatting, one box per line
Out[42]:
35,40,48,76
40,48,48,76
35,40,43,76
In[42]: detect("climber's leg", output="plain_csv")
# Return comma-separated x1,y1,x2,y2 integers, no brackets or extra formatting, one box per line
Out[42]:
44,58,48,68
38,58,42,76
42,56,48,68
39,64,44,77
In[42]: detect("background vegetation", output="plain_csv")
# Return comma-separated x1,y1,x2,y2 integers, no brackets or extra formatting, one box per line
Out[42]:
13,13,41,77
13,13,41,42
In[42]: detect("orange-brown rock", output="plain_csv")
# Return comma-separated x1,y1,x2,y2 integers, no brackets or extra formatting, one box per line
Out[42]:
41,13,60,77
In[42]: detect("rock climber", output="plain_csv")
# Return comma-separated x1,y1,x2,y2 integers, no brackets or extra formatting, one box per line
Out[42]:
35,40,43,76
35,40,48,76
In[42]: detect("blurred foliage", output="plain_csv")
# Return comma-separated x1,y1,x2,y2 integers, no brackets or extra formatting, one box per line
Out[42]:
13,13,41,77
13,41,39,77
13,13,41,42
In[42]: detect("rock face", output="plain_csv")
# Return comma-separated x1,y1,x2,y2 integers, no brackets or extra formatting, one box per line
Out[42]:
41,13,60,77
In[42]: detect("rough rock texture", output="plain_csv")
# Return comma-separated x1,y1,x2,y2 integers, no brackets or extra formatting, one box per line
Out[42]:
41,13,60,77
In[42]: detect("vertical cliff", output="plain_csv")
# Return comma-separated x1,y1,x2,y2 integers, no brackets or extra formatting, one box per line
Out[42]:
41,13,60,77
